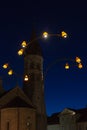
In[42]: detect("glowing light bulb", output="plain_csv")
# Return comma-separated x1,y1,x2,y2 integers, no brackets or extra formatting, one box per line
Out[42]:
18,49,24,55
75,57,81,63
8,69,13,75
65,63,69,69
3,63,9,69
42,32,48,39
24,75,29,81
61,31,67,38
21,41,27,48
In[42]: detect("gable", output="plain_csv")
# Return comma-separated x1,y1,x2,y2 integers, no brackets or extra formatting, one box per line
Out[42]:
59,108,76,116
0,86,34,108
1,96,34,109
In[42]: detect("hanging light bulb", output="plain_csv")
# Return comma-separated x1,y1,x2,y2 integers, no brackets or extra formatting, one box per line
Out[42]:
78,63,83,69
24,75,29,81
8,69,13,75
3,63,9,69
65,63,69,69
75,57,81,63
42,32,48,39
18,49,24,55
61,31,67,38
21,41,27,48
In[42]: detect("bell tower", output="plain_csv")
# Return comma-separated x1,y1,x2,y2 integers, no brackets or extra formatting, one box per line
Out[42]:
23,30,47,130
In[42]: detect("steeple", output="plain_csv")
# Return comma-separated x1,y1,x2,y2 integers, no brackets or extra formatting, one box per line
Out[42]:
23,29,47,130
24,29,43,56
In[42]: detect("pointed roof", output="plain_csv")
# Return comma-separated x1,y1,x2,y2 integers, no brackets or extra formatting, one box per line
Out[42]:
59,108,76,116
25,29,43,56
0,86,34,108
1,96,34,108
47,107,87,125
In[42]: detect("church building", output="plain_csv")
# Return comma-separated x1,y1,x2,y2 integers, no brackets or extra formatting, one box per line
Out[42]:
0,30,47,130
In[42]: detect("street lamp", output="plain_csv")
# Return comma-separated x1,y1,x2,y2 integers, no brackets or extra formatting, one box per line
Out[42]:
2,56,83,82
3,31,68,81
44,56,83,78
17,30,68,81
3,28,83,84
17,31,68,56
64,56,83,69
42,31,67,39
2,56,83,85
2,63,29,82
2,63,13,76
17,31,84,81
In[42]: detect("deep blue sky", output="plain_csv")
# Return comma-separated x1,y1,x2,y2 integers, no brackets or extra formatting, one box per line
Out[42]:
0,1,87,116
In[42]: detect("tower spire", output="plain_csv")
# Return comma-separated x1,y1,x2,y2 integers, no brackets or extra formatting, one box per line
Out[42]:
24,28,43,56
23,30,47,130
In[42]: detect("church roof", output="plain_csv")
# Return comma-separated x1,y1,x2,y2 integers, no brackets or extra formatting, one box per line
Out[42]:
47,107,87,125
1,96,34,108
0,86,34,108
24,29,43,56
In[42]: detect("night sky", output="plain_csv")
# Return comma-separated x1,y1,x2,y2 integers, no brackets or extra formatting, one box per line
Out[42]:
0,1,87,116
